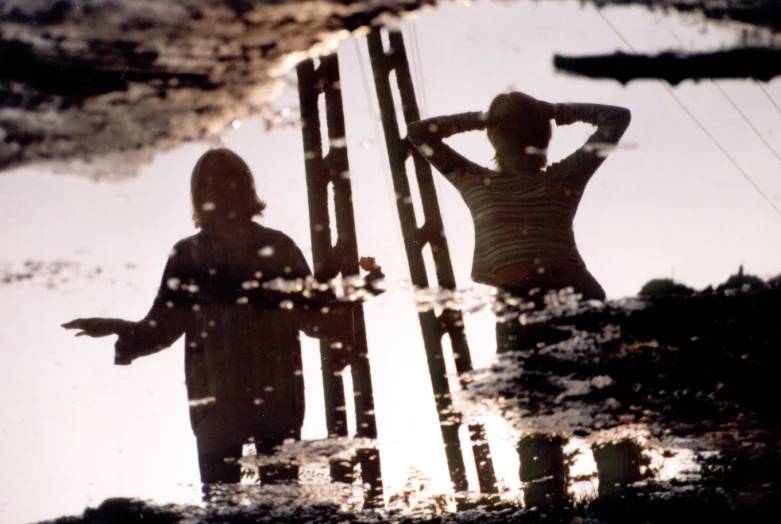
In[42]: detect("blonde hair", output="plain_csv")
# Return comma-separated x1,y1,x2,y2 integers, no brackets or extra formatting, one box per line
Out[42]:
191,148,266,228
487,92,552,172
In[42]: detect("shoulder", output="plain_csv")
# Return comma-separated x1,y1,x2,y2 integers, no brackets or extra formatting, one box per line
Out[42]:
169,232,204,259
252,224,301,249
546,155,591,179
251,223,307,262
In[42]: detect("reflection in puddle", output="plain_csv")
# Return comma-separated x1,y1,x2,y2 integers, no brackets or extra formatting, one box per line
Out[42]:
2,2,781,523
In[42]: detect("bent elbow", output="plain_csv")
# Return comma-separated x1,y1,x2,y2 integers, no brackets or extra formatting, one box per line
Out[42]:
617,107,632,129
406,121,424,144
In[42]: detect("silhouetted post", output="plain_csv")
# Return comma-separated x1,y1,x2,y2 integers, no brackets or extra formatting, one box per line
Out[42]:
518,433,569,508
592,439,643,499
297,55,383,504
357,447,384,508
468,423,499,494
367,27,494,495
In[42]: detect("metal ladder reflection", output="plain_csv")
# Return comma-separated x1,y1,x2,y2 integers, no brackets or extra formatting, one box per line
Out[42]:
366,26,497,495
296,55,383,507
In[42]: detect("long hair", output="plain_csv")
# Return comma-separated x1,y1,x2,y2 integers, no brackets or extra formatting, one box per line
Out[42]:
190,148,266,228
487,92,552,172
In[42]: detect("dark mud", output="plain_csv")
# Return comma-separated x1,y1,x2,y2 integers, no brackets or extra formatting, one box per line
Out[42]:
466,270,780,441
0,0,427,177
592,0,781,34
554,48,781,84
38,481,781,523
2,0,780,178
1,259,114,287
39,270,781,523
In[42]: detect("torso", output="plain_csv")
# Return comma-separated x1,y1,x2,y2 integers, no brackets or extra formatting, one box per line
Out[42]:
457,168,588,285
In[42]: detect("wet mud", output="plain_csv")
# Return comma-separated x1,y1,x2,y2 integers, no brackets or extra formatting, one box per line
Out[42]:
39,270,781,522
467,271,780,440
2,0,779,177
554,48,781,84
0,0,427,177
8,2,781,523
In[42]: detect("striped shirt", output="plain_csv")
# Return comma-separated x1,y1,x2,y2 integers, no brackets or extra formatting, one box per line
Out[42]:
408,103,631,286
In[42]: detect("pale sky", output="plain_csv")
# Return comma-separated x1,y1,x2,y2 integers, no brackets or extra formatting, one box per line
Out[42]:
1,2,780,523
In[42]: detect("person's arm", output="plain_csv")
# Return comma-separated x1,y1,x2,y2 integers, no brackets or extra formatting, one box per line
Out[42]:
112,303,188,365
274,240,384,341
407,112,493,187
63,282,189,366
111,250,193,365
550,103,631,180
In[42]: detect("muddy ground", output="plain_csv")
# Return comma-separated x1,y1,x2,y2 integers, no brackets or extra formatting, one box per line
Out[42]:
2,0,780,178
7,1,780,522
40,270,781,522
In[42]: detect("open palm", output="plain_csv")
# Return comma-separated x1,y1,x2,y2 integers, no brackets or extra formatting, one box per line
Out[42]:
62,318,133,338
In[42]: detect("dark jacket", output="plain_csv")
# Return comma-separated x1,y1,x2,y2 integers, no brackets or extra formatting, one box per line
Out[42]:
115,223,322,438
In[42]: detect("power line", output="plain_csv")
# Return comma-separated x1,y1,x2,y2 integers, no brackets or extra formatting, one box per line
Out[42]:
595,9,781,218
712,81,781,166
352,38,407,255
410,21,430,119
406,21,453,244
754,80,781,119
663,22,781,169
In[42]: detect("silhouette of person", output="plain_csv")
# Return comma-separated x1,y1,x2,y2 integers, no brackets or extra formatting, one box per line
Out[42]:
63,148,382,485
408,92,630,307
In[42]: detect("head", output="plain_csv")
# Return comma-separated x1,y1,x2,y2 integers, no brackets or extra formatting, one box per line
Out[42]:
487,92,552,172
191,148,266,229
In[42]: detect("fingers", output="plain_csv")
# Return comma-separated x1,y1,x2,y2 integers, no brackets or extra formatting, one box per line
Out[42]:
62,318,120,338
62,318,101,329
359,256,380,271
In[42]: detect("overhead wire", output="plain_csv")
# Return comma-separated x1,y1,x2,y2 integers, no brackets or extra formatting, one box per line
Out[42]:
406,20,455,249
711,81,781,166
352,37,407,256
754,81,781,119
410,21,430,119
663,25,781,165
595,8,781,219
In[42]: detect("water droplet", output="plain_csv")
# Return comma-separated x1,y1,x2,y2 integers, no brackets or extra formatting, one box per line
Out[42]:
189,396,216,407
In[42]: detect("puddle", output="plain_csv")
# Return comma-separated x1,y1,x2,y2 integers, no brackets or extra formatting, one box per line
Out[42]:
1,1,780,523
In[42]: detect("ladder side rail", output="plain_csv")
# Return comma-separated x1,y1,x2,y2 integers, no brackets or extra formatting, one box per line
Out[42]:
367,29,468,492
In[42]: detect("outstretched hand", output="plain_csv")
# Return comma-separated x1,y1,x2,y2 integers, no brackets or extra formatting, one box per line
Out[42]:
62,318,133,338
540,100,555,121
359,256,382,276
359,256,385,296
